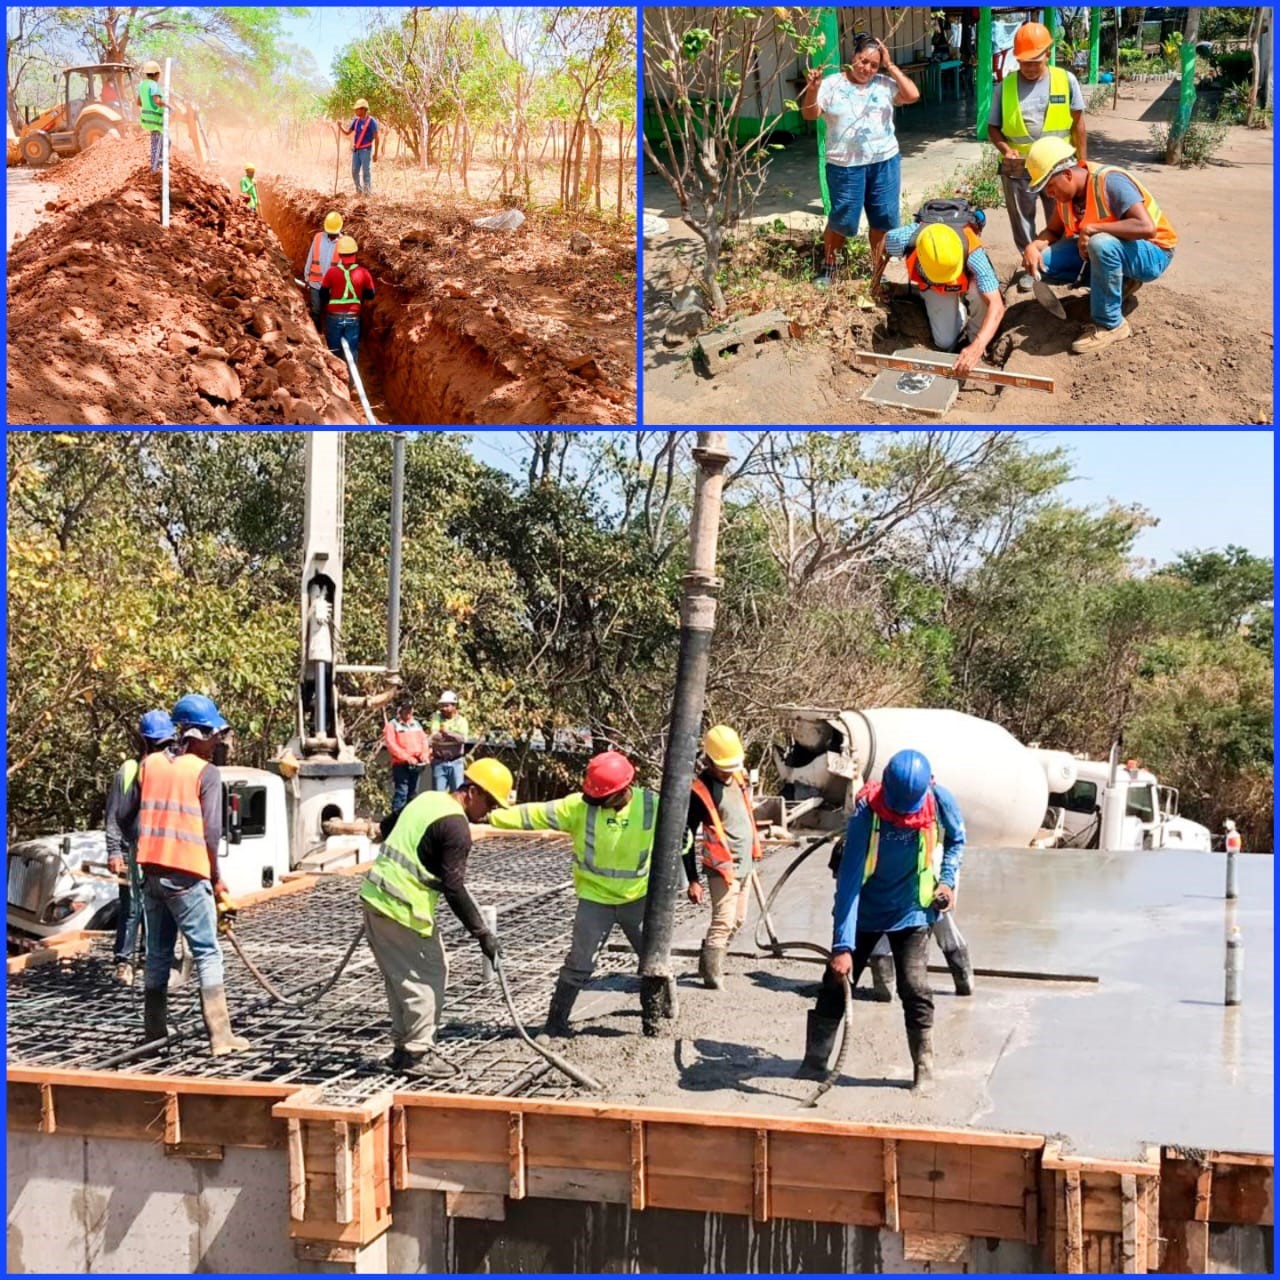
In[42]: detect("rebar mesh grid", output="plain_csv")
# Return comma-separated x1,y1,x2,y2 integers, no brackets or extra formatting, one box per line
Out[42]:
6,834,700,1104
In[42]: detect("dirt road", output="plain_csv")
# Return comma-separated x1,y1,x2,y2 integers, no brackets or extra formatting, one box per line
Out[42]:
644,81,1274,425
7,168,54,248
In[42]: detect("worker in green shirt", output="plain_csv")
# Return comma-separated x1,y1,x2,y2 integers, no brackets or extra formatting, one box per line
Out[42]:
240,163,259,213
137,60,168,173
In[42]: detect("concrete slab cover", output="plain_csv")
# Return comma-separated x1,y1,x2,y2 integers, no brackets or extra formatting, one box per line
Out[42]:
860,346,958,415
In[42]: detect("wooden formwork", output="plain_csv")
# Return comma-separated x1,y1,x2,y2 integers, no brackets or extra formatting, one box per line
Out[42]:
6,1064,1273,1271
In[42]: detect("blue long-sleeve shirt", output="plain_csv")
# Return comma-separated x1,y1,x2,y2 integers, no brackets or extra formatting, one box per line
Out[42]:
832,782,966,951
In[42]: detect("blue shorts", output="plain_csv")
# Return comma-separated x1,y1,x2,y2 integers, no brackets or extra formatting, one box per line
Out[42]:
826,156,901,238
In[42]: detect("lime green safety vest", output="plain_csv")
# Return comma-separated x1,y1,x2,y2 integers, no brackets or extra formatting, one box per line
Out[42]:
139,79,164,132
491,789,658,905
333,263,359,305
120,758,139,794
240,176,258,210
862,813,940,909
359,791,463,936
1001,66,1074,156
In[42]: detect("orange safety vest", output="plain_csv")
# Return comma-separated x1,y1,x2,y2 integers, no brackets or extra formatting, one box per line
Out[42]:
136,752,211,878
906,225,984,295
1057,162,1178,252
306,232,329,286
690,773,762,884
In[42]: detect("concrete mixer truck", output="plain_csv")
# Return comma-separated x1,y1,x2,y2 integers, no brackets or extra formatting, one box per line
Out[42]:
767,706,1212,852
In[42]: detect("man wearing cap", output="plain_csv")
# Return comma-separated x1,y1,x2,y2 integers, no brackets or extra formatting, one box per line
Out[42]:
489,750,661,1037
117,693,248,1057
1022,136,1177,353
683,725,762,990
360,758,512,1079
319,236,376,374
384,698,430,816
137,60,169,173
429,692,471,793
987,21,1087,292
338,99,380,195
104,709,176,986
304,211,345,331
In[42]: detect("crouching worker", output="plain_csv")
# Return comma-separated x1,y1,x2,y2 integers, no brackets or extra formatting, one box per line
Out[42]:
802,748,966,1093
489,750,660,1038
361,759,511,1079
871,200,1005,378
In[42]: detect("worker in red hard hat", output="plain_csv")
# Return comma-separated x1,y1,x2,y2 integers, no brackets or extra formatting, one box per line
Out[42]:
987,20,1087,293
489,749,662,1037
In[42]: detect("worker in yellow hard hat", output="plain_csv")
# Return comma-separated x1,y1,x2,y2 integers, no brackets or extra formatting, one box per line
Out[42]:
137,60,168,174
338,97,380,195
319,235,376,379
988,21,1087,293
360,757,514,1080
303,210,344,331
1022,136,1177,354
869,201,1006,377
683,725,763,990
239,163,258,213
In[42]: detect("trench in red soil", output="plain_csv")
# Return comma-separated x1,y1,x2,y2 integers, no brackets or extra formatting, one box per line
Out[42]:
259,185,544,426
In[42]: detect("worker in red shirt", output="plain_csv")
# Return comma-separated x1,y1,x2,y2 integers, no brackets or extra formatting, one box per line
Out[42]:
384,699,430,815
319,235,375,379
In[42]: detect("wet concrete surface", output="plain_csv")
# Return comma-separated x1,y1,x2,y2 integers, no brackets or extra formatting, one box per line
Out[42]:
566,845,1272,1160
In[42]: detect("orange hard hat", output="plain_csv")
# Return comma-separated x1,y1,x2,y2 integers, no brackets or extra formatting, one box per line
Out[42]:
1013,22,1053,61
582,750,635,800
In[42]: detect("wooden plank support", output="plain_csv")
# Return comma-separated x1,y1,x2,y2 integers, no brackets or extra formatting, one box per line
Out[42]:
391,1106,409,1191
851,348,1056,393
1023,1149,1040,1246
444,1191,506,1221
1193,1163,1213,1221
753,1129,769,1223
508,1111,526,1201
287,1118,307,1221
630,1120,647,1211
903,1231,970,1263
1064,1169,1084,1274
1120,1173,1140,1274
334,1121,353,1226
39,1082,55,1135
164,1092,181,1146
883,1138,900,1233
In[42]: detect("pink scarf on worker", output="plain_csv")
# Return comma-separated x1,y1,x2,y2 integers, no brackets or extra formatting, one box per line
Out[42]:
859,780,937,830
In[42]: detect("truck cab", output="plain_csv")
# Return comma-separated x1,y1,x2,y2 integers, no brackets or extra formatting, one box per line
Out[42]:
1049,760,1212,851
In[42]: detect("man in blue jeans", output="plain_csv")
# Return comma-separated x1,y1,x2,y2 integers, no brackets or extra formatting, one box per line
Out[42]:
1022,136,1177,355
339,98,380,195
429,691,470,791
319,236,376,379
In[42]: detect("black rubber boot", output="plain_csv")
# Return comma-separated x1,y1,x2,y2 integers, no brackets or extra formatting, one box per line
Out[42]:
943,945,974,997
907,1027,935,1095
699,943,726,990
143,987,168,1049
869,954,895,1002
799,1010,843,1077
545,978,580,1038
200,985,250,1056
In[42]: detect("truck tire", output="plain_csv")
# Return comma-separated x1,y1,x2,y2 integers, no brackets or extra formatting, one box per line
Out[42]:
20,132,53,167
76,118,119,151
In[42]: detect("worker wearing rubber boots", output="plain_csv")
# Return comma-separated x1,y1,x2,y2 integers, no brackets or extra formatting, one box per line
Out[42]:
384,698,429,816
319,236,375,377
122,694,248,1057
683,725,762,990
803,748,966,1093
240,163,259,213
1022,136,1177,354
489,750,659,1037
137,61,168,173
987,21,1087,292
871,203,1005,378
429,691,471,792
104,709,176,986
360,758,511,1080
304,211,344,331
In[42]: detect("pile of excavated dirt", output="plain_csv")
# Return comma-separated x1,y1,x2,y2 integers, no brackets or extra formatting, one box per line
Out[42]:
7,134,359,425
260,181,636,425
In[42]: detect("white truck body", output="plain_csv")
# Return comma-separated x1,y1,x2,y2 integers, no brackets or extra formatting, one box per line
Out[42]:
771,706,1212,852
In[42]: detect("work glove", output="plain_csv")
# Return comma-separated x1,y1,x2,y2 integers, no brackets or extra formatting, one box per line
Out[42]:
932,883,955,912
477,930,501,962
828,836,845,878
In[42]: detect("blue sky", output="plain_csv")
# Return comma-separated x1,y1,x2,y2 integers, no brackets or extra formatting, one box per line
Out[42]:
463,430,1274,566
280,8,373,81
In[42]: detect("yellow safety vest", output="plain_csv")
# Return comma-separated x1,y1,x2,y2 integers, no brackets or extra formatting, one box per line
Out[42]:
491,789,658,905
862,813,940,909
1001,66,1074,155
359,791,463,937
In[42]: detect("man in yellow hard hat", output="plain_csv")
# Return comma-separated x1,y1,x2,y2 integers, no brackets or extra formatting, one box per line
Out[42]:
988,21,1087,293
338,98,380,195
240,163,258,213
683,725,762,990
360,757,513,1080
870,201,1006,377
137,60,168,174
1022,137,1177,353
304,211,344,331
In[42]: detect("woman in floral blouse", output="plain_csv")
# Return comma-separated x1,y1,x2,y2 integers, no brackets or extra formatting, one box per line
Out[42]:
801,34,921,287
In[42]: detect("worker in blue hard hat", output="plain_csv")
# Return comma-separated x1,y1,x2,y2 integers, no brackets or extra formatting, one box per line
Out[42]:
116,693,248,1058
104,709,176,987
801,748,967,1095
